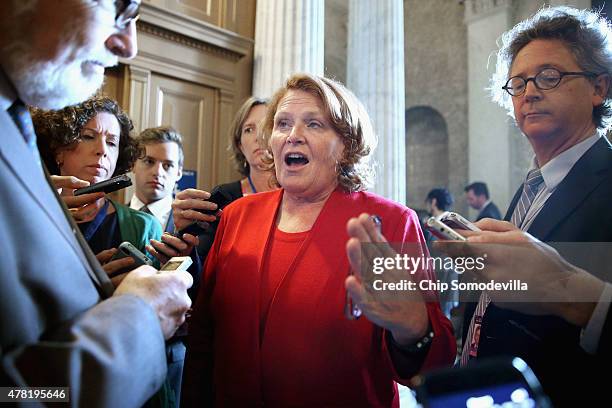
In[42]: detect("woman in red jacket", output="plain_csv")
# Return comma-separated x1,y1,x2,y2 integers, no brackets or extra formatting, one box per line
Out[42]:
182,74,455,407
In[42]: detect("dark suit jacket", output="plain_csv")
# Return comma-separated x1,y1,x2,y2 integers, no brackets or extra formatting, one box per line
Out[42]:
165,209,175,233
195,180,243,259
0,74,167,407
600,307,611,359
476,201,502,220
465,137,612,406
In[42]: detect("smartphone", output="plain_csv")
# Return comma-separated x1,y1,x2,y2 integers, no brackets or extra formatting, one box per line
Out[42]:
425,216,467,241
178,186,234,236
160,256,193,272
197,187,234,216
413,357,552,408
438,211,481,232
108,241,153,277
74,174,132,196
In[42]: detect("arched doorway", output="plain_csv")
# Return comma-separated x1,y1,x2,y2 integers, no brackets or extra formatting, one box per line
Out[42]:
405,106,449,208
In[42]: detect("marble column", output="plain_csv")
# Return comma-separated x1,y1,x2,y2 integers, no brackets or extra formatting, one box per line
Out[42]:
252,0,325,98
347,0,406,204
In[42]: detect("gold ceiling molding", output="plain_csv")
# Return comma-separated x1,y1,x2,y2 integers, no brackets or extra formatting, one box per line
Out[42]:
137,21,243,62
136,2,253,63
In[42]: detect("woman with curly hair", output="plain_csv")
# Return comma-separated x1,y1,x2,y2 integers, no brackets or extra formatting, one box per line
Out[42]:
32,95,162,265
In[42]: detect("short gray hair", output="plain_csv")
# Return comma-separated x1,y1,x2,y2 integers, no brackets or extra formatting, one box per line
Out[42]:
490,6,612,131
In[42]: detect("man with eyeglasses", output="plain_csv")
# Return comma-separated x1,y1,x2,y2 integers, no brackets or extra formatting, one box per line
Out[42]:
0,2,193,407
459,6,612,406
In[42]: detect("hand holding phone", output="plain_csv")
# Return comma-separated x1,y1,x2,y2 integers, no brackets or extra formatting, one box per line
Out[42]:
160,256,193,272
425,216,467,241
177,186,234,236
437,211,481,232
74,174,132,196
108,241,153,277
50,175,106,222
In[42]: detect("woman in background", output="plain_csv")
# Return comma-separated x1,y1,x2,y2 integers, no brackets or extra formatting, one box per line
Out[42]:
194,97,276,257
222,96,274,197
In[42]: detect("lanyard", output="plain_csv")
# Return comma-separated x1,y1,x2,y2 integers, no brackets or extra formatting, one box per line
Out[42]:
82,199,110,241
247,174,257,193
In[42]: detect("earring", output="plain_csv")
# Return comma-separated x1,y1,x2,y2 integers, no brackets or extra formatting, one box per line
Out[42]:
56,151,64,170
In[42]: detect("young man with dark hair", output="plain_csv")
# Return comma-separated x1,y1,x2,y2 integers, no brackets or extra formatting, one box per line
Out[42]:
464,181,502,220
426,187,454,217
130,126,184,233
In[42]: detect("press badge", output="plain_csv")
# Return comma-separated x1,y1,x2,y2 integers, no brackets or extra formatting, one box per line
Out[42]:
468,315,483,358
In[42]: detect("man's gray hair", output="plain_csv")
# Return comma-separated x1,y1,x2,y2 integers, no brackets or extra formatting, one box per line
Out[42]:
490,6,612,131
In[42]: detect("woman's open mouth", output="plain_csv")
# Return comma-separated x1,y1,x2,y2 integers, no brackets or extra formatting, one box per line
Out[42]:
284,152,310,168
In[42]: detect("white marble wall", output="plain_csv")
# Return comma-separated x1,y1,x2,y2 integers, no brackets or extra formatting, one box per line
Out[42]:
347,0,407,204
252,0,325,98
466,0,514,218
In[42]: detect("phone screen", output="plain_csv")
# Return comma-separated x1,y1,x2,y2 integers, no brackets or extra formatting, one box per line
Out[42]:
161,260,184,271
428,382,535,408
414,357,551,408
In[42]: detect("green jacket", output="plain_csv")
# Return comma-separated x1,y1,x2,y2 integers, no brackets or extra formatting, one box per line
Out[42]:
112,200,162,266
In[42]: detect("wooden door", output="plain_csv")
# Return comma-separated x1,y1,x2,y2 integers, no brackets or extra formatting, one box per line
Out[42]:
148,74,218,190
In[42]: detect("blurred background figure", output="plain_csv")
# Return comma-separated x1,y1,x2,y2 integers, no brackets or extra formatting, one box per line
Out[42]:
423,187,454,241
464,181,502,221
426,187,454,218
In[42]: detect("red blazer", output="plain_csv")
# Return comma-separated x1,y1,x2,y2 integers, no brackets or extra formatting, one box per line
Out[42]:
184,189,455,407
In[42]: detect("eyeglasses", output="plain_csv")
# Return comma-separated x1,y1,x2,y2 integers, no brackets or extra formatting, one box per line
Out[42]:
114,0,141,30
502,68,598,97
